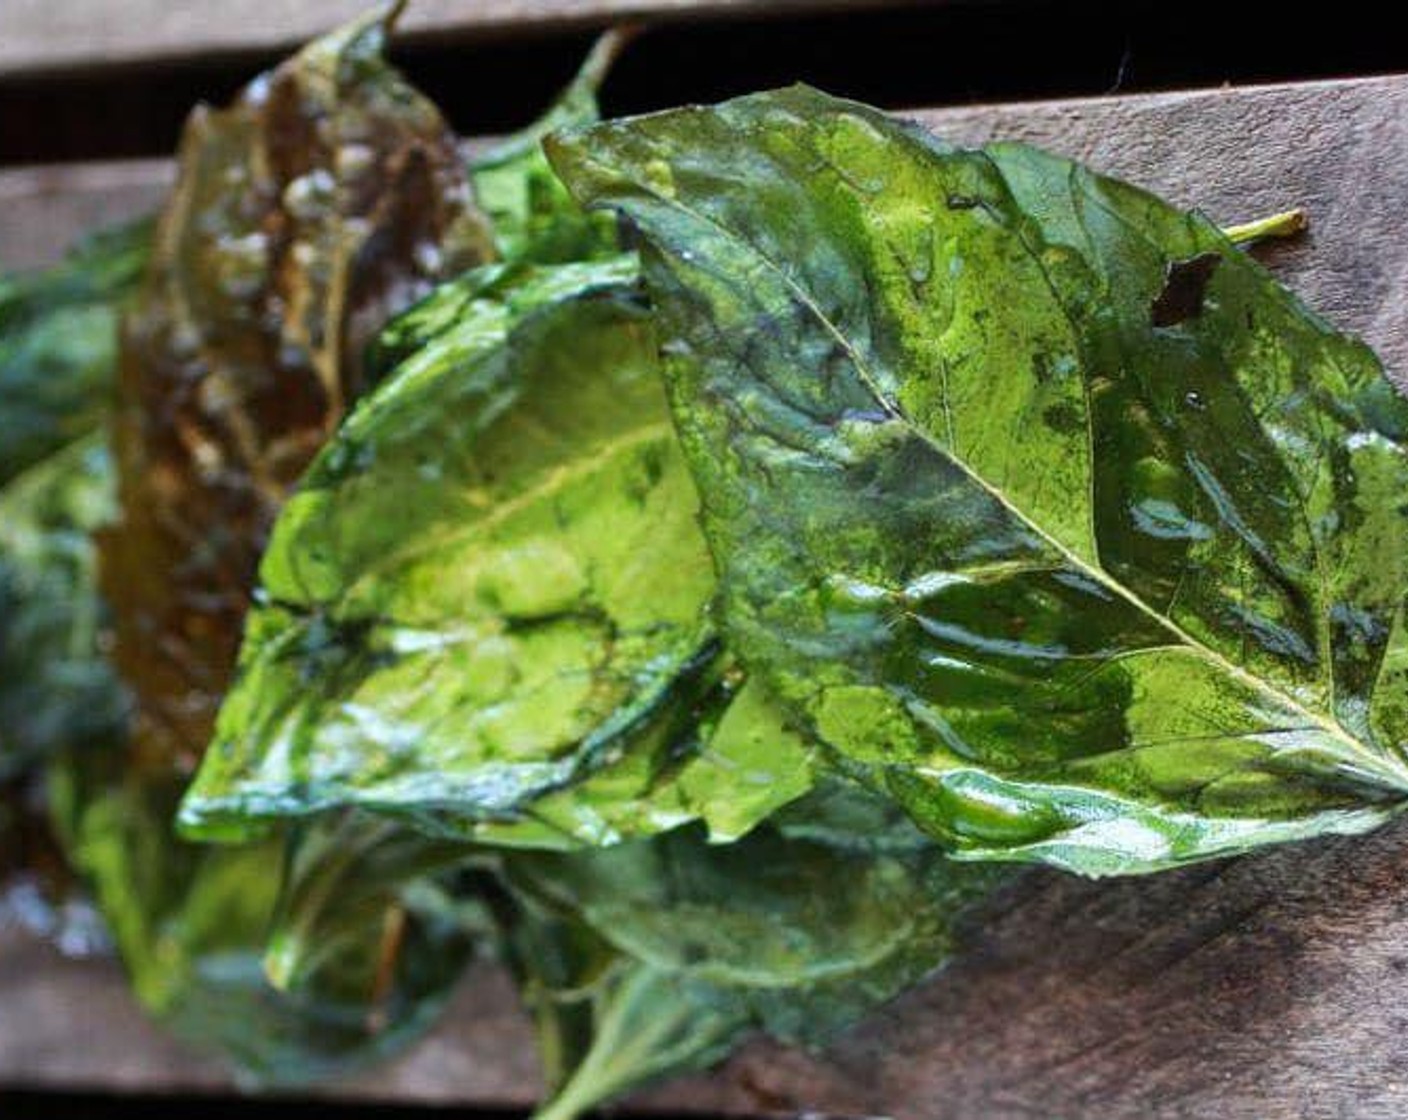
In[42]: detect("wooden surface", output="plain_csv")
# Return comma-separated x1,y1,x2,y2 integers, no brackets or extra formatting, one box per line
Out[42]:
0,159,171,271
0,0,907,78
4,73,1408,1118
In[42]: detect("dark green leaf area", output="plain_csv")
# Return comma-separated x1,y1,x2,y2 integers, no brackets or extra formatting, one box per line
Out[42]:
181,257,718,839
0,438,126,777
549,86,1408,873
51,761,470,1085
484,842,751,1120
507,786,1004,1045
0,219,150,484
470,670,815,851
0,221,148,777
494,885,622,1095
262,812,483,1005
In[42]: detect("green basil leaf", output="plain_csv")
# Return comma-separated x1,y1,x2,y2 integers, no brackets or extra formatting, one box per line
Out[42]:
527,960,749,1120
470,29,631,265
469,670,814,851
770,773,938,854
672,674,816,843
0,219,150,485
262,812,481,1000
180,257,719,839
51,761,473,1084
549,85,1408,875
0,438,125,778
0,221,149,939
507,788,1005,1046
493,882,622,1093
0,220,149,776
498,784,1004,1118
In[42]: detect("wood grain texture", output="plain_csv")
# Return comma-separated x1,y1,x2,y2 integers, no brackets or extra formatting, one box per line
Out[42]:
4,73,1408,1118
0,159,171,270
0,0,906,78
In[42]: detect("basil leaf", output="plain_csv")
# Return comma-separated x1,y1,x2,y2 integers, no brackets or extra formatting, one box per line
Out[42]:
466,669,814,851
549,85,1408,875
465,660,723,852
470,29,631,265
672,674,816,843
257,813,483,1064
180,257,719,839
0,438,125,779
527,960,749,1120
0,221,149,941
502,782,1003,1117
0,220,149,777
99,4,492,770
493,882,622,1093
493,873,738,1120
51,760,473,1084
508,789,1004,1045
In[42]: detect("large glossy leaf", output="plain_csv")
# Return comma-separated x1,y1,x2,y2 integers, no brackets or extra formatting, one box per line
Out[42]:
179,257,719,840
549,85,1408,874
99,5,492,771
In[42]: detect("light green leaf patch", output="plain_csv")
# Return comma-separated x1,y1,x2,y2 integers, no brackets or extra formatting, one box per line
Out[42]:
180,256,719,841
472,672,817,850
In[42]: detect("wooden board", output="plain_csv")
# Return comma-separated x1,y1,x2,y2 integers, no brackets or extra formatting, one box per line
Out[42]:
4,72,1408,1118
0,159,170,271
0,0,906,78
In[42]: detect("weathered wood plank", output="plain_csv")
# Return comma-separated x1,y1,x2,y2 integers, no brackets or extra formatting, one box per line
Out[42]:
4,73,1408,1118
0,159,171,271
0,0,906,78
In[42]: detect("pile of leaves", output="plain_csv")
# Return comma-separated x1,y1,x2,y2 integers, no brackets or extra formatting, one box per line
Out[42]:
3,6,1406,1116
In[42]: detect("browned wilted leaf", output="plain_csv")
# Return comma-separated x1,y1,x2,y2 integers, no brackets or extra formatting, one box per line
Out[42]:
100,4,493,773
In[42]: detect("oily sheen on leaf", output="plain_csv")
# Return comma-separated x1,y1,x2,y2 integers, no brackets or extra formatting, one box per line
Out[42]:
549,85,1408,874
470,670,816,851
180,257,718,839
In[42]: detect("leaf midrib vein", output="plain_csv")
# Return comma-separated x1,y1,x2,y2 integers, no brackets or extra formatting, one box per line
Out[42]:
314,419,677,609
638,182,1408,789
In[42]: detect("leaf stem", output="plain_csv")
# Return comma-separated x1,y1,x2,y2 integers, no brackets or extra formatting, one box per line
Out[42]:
1222,208,1308,245
576,25,642,94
